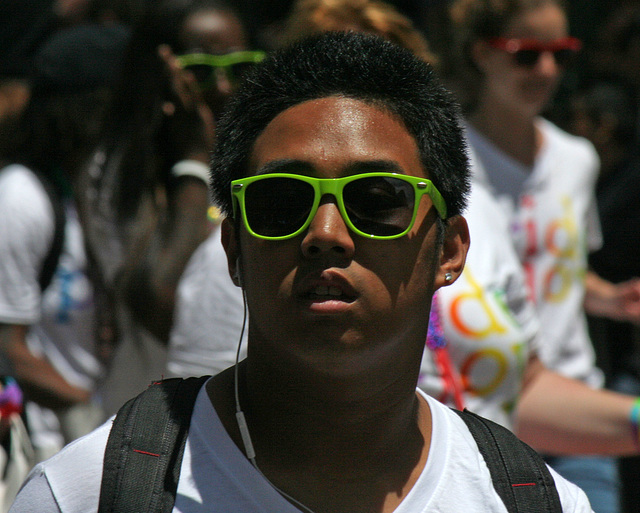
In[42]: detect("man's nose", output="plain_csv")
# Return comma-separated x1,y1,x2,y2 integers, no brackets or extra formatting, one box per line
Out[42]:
300,196,355,258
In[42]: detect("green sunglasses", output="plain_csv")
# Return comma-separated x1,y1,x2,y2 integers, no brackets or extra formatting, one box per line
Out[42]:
176,50,266,89
231,172,447,240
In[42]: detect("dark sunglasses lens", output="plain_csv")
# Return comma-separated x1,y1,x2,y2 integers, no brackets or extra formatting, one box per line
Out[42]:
513,48,577,67
553,48,576,67
514,49,540,66
183,64,214,84
244,178,315,237
343,176,415,236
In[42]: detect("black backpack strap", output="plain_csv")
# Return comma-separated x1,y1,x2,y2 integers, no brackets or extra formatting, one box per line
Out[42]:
454,408,563,513
35,172,66,291
98,375,210,513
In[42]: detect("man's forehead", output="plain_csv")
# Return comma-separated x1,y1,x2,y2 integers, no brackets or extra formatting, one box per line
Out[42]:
247,96,424,178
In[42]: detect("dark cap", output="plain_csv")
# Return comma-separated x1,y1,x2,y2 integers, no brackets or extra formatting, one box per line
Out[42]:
32,23,130,93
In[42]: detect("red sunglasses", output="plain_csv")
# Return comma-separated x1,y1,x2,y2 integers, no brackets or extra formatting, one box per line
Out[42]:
486,37,582,67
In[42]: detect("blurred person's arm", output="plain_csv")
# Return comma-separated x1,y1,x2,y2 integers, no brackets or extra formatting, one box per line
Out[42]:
117,177,211,342
0,324,90,410
584,270,640,324
115,45,214,343
514,354,639,455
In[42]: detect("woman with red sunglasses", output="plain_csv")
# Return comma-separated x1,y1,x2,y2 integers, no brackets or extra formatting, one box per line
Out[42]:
444,1,640,512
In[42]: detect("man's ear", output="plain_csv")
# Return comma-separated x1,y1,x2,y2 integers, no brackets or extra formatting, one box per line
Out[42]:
435,215,470,290
221,217,242,288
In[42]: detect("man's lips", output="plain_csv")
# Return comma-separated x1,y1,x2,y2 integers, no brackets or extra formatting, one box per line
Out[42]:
307,284,355,302
299,274,357,303
310,285,344,298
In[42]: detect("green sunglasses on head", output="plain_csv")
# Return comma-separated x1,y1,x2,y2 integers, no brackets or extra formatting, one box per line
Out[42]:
176,50,266,89
231,172,447,241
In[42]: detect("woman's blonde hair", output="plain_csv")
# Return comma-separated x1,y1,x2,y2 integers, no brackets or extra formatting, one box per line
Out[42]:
282,0,438,66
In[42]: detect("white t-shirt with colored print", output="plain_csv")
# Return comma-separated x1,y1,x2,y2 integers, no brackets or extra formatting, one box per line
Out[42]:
0,164,104,455
0,165,102,390
419,181,539,429
466,119,603,388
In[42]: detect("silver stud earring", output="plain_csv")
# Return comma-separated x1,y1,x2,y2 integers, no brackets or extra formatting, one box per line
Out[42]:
444,272,453,283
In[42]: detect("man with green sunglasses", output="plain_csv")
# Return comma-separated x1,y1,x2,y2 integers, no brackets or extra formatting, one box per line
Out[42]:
11,31,593,513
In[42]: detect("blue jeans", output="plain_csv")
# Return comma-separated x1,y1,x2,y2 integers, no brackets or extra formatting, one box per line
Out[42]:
545,455,620,513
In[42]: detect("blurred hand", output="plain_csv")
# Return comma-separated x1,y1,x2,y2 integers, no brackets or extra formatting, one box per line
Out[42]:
157,44,216,165
585,272,640,325
615,278,640,324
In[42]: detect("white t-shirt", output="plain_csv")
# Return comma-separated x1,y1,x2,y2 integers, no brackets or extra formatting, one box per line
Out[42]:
0,165,55,325
466,120,603,387
167,228,247,378
10,383,592,512
0,164,102,390
0,164,103,454
419,182,539,429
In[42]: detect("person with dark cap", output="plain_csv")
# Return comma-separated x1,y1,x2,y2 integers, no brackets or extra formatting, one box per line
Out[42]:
0,0,128,155
0,0,56,158
0,22,129,469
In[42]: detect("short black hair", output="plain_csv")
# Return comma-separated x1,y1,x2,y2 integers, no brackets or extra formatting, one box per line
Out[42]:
211,31,470,219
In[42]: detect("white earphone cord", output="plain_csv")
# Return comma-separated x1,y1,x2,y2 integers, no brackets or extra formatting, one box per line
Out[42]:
233,286,317,513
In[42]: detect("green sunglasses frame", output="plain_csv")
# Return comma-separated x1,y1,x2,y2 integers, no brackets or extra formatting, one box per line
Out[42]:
176,50,266,72
231,172,447,240
176,51,266,90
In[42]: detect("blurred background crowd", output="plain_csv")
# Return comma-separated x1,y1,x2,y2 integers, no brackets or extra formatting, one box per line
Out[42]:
1,0,640,511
